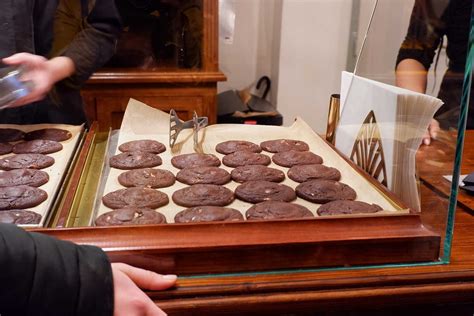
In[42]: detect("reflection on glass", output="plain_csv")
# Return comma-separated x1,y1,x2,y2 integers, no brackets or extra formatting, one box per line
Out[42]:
106,0,203,69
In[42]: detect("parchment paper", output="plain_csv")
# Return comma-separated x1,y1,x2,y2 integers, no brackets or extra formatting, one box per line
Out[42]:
95,99,405,224
0,124,83,227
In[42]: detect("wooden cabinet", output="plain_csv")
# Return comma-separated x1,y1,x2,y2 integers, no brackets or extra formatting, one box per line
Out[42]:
81,0,225,131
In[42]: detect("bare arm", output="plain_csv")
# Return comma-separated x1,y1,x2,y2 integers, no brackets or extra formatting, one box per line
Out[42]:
395,58,428,93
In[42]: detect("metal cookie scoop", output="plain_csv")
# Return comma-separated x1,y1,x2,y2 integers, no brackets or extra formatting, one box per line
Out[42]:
169,109,208,149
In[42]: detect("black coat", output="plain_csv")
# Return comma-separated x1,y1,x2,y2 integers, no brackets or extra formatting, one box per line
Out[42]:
0,223,113,315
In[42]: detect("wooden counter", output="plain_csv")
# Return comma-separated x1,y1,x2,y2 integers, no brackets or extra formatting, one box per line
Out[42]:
150,131,474,315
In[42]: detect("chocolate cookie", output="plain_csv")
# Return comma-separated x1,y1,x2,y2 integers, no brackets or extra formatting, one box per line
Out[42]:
13,139,63,154
0,185,48,210
119,140,166,154
272,150,323,168
231,165,285,183
174,206,244,223
317,200,383,216
176,167,231,185
172,184,234,207
0,154,55,170
0,128,24,142
171,153,221,169
0,210,42,225
0,169,49,187
102,187,169,209
246,201,313,220
0,143,13,155
235,181,296,203
222,151,271,168
109,152,162,170
215,140,262,155
118,168,175,188
288,164,341,183
25,128,72,142
260,139,309,153
295,179,357,204
95,208,167,226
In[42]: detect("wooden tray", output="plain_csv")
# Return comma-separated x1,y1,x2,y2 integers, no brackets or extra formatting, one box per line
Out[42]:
32,123,441,276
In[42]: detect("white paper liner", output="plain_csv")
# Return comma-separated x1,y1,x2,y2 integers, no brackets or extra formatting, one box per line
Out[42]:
95,99,406,224
0,124,83,227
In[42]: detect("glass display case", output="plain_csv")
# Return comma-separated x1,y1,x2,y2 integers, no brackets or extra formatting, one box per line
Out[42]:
21,0,469,279
0,3,467,313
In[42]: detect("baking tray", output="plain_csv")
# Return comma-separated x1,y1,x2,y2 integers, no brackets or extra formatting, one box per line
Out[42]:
0,123,83,227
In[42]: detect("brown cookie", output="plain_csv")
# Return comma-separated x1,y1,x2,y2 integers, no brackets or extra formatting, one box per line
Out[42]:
215,140,262,155
222,151,271,168
171,153,221,169
231,165,285,183
119,140,166,154
0,128,24,142
172,184,234,207
13,139,63,154
288,164,341,183
317,200,383,216
0,143,13,155
0,154,55,170
109,152,162,170
95,208,167,226
272,151,323,168
176,167,231,185
102,187,169,209
0,169,49,187
260,139,309,153
25,128,72,142
174,206,244,223
296,179,357,204
246,201,313,220
235,180,296,203
118,168,175,188
0,185,48,210
0,210,42,225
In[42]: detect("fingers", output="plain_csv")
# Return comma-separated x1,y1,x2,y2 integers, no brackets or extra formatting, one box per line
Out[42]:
113,263,177,291
112,267,168,316
429,119,440,140
422,128,431,145
2,53,45,67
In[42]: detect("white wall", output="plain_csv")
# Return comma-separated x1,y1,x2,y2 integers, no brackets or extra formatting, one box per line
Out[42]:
218,0,279,97
218,0,446,132
275,0,352,132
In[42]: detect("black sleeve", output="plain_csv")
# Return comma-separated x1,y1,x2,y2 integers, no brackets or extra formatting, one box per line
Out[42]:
0,223,114,316
60,0,122,87
396,0,446,70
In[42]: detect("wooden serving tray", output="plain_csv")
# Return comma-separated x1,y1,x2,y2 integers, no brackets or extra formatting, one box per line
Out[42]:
32,122,440,276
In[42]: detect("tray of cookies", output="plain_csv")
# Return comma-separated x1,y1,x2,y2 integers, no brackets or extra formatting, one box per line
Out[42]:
92,99,407,227
0,124,83,227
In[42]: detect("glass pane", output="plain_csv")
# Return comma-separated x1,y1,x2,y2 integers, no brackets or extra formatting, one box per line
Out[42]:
106,0,203,69
340,0,473,262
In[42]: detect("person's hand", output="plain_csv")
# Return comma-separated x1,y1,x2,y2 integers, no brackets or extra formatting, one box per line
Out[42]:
112,263,177,316
2,53,74,108
422,119,440,146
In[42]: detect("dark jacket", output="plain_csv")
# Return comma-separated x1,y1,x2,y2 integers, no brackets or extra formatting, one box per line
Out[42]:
0,223,113,315
0,0,122,125
396,0,473,129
